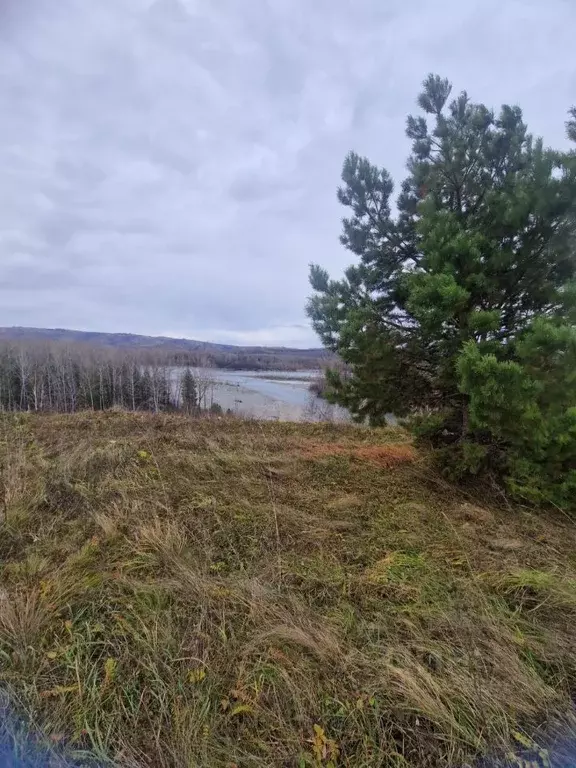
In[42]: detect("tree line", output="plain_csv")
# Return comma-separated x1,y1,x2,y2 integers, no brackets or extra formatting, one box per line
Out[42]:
166,348,327,371
0,329,330,372
0,341,223,414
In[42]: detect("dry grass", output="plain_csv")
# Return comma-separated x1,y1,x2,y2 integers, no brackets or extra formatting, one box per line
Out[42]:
1,411,576,766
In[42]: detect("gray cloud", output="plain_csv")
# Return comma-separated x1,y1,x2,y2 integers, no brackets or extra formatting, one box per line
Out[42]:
0,0,575,347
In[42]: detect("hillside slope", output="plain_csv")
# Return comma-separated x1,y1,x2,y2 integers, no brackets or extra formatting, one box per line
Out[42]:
1,413,576,766
0,326,330,362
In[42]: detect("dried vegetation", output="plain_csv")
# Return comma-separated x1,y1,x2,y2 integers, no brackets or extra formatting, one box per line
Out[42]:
1,412,576,766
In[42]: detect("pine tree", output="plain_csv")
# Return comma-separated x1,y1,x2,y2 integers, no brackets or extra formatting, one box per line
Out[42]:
567,107,576,143
308,74,576,507
180,367,198,414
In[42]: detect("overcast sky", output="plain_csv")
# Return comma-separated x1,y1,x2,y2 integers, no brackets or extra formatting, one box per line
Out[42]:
1,0,574,347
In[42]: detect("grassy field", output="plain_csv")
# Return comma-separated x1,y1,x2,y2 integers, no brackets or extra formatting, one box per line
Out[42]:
1,412,576,767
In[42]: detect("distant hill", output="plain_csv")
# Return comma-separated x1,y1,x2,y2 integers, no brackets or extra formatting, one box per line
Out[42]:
0,326,332,370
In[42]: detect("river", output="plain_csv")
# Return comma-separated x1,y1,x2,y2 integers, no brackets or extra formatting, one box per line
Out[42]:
174,368,350,422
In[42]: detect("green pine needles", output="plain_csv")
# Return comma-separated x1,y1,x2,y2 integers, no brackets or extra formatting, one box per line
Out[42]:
308,74,576,509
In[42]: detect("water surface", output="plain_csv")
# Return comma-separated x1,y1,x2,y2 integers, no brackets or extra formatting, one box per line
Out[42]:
175,368,349,422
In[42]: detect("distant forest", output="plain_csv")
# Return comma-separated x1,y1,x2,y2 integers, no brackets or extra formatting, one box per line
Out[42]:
0,341,229,413
0,327,331,371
